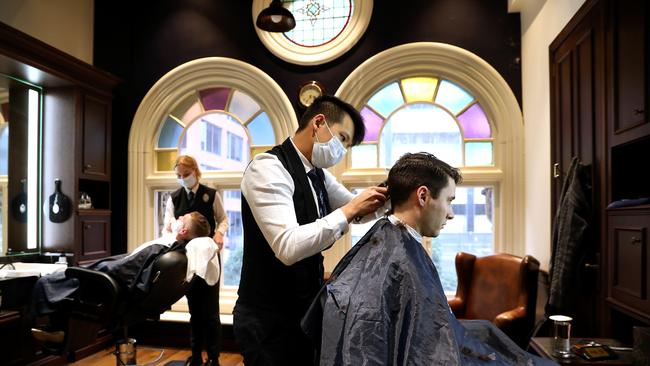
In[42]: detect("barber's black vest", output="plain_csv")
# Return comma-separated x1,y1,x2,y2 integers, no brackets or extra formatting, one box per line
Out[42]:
171,183,216,237
238,138,324,314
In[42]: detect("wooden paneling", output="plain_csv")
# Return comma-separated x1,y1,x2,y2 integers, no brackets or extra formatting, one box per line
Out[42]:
551,0,650,337
549,0,606,336
607,208,650,322
608,0,650,146
81,95,110,179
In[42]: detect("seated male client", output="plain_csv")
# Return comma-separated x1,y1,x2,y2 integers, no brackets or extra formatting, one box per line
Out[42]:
302,153,557,365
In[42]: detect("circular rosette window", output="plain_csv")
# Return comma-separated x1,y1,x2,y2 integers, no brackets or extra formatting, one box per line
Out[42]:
252,0,373,65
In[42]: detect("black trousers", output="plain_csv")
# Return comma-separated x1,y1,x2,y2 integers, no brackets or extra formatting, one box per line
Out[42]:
233,303,316,366
186,276,221,360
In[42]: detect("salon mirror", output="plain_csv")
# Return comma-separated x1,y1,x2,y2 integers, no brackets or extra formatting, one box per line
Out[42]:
0,72,42,257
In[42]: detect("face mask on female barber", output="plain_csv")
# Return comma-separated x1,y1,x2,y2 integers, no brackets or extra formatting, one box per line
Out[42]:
178,174,197,189
311,121,347,168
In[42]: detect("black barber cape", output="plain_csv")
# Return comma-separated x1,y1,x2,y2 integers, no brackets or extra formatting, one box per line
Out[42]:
33,241,187,316
302,218,556,366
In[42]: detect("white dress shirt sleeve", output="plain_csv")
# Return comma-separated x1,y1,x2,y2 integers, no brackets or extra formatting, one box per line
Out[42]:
212,191,229,236
322,168,390,223
241,153,349,266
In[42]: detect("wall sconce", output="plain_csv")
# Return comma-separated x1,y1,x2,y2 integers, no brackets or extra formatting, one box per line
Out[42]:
256,0,296,32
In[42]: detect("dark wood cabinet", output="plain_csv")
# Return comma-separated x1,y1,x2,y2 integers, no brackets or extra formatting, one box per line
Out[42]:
41,88,114,263
81,94,111,179
549,0,606,336
79,210,111,261
606,207,650,323
41,87,115,263
607,0,650,146
551,0,650,339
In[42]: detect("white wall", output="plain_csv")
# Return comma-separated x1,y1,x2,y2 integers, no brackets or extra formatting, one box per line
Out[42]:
0,0,94,64
520,0,586,269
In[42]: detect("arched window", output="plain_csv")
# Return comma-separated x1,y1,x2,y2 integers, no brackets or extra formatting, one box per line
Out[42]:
153,87,278,288
331,43,524,293
129,57,296,315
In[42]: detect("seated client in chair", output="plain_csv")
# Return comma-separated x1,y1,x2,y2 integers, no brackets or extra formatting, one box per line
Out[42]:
302,153,556,365
31,212,217,346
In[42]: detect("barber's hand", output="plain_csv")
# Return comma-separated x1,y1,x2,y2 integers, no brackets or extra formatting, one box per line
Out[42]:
341,186,388,222
213,232,224,251
164,222,171,233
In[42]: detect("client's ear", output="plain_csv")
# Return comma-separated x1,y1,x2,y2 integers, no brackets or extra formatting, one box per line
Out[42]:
416,186,429,206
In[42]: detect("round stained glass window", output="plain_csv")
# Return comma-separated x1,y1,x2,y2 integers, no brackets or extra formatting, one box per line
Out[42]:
252,0,373,65
283,0,352,47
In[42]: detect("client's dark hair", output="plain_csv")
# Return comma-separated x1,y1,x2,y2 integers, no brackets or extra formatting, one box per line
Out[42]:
297,95,365,146
387,152,462,208
187,211,211,238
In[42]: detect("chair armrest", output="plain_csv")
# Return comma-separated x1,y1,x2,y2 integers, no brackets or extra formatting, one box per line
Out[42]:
447,297,465,317
65,267,121,298
64,267,122,322
493,306,526,330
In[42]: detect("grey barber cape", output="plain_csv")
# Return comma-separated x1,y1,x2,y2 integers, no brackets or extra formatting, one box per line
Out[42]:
302,217,556,365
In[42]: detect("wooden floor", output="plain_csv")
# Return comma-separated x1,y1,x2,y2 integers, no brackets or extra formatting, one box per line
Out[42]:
69,346,243,366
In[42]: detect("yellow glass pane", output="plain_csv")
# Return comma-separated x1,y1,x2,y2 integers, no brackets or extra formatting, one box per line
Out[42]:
401,77,438,103
156,149,178,171
250,145,272,158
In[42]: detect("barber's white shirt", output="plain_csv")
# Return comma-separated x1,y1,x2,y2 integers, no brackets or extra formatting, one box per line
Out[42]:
240,139,354,266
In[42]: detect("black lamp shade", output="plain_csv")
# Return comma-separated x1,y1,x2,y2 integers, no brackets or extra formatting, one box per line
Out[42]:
256,0,296,32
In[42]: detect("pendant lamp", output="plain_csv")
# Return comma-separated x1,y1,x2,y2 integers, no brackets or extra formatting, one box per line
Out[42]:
256,0,296,32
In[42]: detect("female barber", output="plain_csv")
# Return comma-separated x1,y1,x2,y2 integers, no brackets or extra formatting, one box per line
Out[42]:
163,154,228,366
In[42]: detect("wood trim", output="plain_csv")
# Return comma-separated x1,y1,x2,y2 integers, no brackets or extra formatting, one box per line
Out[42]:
0,22,121,95
549,0,600,51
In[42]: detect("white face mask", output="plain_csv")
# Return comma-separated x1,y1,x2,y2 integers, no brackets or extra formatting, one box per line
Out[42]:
312,121,347,168
178,173,197,189
171,219,185,235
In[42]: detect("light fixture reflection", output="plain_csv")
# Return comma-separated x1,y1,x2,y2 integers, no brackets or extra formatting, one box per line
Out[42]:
27,88,39,249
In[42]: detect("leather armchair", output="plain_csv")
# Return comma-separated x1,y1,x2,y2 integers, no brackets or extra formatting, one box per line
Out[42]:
448,252,540,347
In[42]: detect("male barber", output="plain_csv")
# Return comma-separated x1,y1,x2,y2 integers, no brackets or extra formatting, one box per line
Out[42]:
234,95,388,365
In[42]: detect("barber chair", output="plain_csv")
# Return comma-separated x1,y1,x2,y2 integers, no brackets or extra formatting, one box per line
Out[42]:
59,250,191,361
447,252,540,348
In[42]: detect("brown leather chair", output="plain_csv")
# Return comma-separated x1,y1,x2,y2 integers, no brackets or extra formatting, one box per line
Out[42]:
448,252,540,347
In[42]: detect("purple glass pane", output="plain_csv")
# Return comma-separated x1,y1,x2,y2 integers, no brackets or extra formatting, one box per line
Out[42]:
361,106,384,142
457,103,491,138
199,88,231,111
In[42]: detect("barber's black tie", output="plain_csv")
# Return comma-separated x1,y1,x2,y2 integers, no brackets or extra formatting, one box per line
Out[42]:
307,168,331,218
187,191,195,205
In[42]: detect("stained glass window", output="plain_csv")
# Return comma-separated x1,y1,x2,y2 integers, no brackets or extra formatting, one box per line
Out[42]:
155,87,275,171
351,77,494,168
284,0,353,47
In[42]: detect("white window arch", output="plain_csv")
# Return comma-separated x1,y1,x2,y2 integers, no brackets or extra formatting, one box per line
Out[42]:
326,42,524,291
128,57,296,314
